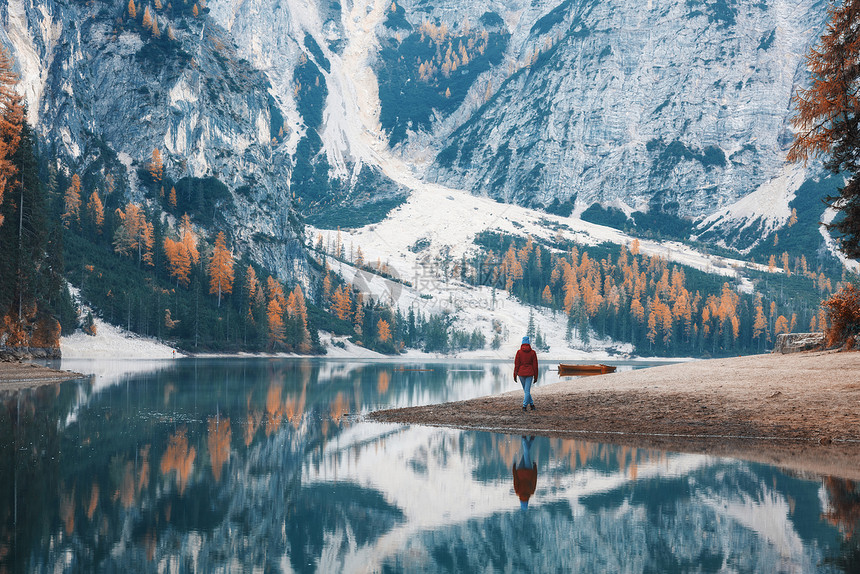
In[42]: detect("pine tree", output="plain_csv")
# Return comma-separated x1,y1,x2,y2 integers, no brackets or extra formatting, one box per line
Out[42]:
0,120,66,348
208,231,234,307
789,0,860,257
169,186,177,208
128,0,137,19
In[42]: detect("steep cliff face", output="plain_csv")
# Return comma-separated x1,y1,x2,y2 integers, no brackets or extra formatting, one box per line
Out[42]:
206,0,828,239
1,0,306,278
1,0,832,264
207,0,409,225
421,0,825,220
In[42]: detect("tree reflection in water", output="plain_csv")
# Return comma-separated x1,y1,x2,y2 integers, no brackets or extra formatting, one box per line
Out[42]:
823,478,860,572
0,359,855,572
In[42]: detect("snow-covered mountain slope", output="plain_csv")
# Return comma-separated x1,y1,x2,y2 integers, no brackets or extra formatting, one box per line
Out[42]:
313,180,765,295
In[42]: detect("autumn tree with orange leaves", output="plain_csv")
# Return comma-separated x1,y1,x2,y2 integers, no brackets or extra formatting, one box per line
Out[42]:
62,174,82,229
208,231,234,307
113,202,154,266
790,0,860,257
149,148,163,182
163,236,192,287
86,191,104,232
266,277,286,349
0,45,23,230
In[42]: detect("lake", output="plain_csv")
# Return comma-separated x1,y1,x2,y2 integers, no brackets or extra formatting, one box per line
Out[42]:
0,358,856,572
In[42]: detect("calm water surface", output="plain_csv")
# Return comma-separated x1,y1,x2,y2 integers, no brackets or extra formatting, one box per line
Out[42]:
0,359,857,572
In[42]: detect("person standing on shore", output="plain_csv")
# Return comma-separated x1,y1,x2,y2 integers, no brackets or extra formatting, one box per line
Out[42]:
514,336,538,411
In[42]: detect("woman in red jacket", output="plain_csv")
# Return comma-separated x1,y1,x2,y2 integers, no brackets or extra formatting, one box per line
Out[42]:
514,336,538,411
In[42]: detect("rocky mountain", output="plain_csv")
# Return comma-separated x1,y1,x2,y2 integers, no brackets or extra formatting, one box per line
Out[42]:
1,0,306,278
0,0,834,272
199,0,834,249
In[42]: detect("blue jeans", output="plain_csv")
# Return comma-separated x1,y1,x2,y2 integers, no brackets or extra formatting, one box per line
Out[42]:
519,376,534,407
518,436,534,468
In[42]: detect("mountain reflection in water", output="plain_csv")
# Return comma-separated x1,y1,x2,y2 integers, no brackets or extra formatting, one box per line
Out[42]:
0,359,855,572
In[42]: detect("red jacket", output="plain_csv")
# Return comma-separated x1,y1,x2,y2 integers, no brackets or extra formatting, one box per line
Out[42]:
514,344,538,379
513,463,537,502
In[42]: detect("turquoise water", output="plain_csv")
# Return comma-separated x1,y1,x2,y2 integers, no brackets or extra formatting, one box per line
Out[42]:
0,359,856,572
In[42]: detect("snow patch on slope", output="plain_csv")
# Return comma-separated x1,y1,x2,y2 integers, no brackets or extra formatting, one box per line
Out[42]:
820,207,860,274
695,164,807,249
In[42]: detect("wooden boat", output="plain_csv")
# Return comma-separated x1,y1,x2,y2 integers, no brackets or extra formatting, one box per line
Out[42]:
557,363,617,376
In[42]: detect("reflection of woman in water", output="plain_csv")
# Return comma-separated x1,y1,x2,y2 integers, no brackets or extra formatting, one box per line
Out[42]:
513,436,537,510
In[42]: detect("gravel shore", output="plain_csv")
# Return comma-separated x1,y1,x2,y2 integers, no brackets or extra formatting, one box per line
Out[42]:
0,361,84,391
369,351,860,479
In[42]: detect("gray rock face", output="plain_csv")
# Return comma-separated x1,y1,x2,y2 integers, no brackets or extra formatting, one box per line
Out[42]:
423,0,826,218
1,0,832,273
1,0,306,279
773,332,825,354
204,0,828,227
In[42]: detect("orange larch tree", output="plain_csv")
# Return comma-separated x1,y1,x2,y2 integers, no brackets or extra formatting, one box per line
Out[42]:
149,148,163,181
62,174,82,228
86,191,105,231
290,285,311,352
331,285,352,321
179,214,199,264
541,285,553,306
208,231,234,307
378,319,391,342
244,265,259,317
164,237,191,287
113,203,153,266
267,277,286,349
0,45,23,230
142,5,154,31
789,0,860,257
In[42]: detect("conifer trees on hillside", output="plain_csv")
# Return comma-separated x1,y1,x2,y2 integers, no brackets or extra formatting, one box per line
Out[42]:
0,47,22,231
0,45,74,353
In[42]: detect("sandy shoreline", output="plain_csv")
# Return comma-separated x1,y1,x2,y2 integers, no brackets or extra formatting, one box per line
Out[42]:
369,351,860,480
0,361,85,391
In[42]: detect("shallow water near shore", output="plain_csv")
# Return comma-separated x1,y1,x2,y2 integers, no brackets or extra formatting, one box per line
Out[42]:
0,358,856,572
